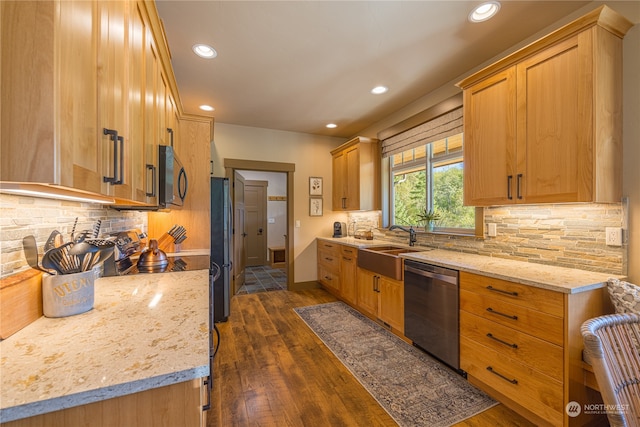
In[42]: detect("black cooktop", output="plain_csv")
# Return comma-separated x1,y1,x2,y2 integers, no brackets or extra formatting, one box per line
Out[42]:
127,255,211,274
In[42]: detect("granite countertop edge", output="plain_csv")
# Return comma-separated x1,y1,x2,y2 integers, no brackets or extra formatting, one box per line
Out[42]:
0,367,209,423
317,236,621,294
0,269,211,423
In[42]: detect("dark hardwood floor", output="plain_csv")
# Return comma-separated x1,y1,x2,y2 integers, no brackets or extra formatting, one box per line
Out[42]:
208,288,535,427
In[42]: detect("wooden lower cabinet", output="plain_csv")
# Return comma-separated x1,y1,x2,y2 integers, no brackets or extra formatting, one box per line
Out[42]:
339,245,358,305
316,241,404,334
460,271,611,426
4,379,208,427
356,267,404,333
317,241,341,294
356,267,378,317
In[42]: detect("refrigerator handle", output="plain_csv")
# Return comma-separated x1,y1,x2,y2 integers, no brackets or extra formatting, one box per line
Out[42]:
210,262,221,281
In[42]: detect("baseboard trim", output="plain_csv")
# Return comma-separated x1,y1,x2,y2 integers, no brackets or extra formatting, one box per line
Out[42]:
289,281,321,291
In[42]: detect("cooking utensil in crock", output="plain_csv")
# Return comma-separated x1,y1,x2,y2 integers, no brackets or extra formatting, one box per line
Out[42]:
47,242,81,274
136,239,168,273
44,230,62,252
22,235,53,274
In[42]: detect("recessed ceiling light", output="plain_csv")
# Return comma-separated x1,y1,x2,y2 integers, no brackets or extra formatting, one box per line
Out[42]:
199,105,215,112
371,86,388,95
192,44,217,59
469,1,501,23
326,123,337,129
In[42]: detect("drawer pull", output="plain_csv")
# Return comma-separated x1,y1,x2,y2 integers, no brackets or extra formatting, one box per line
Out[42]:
343,257,352,262
486,285,518,297
324,257,334,262
486,333,518,349
324,276,332,281
486,307,518,320
487,366,518,384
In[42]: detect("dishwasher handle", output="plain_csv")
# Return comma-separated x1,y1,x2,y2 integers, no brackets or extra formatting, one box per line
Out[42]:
404,261,458,285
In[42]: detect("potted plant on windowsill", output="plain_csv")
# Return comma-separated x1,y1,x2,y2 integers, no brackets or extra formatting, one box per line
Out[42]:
417,209,442,232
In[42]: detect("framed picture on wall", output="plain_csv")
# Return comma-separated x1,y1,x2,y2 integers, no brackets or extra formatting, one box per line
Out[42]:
310,197,323,216
309,177,323,196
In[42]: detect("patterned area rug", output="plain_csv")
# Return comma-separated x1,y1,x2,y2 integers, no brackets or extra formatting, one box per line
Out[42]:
294,301,496,427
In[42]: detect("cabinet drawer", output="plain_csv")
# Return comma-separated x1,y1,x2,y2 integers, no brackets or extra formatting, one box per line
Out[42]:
340,245,358,258
318,241,340,253
460,272,563,318
460,311,563,381
461,337,563,426
318,249,340,270
318,266,340,291
460,289,563,346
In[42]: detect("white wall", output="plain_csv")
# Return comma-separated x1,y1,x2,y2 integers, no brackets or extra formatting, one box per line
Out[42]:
211,123,348,282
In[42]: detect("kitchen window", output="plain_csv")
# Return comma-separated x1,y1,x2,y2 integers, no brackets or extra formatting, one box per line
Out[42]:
391,132,475,233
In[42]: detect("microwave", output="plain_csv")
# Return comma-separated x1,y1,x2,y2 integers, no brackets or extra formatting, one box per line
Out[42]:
159,145,188,208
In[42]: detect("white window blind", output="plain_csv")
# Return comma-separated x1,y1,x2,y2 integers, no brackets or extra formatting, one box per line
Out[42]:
381,106,463,158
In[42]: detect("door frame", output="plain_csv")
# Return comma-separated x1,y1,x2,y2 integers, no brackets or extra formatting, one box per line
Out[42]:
224,159,295,290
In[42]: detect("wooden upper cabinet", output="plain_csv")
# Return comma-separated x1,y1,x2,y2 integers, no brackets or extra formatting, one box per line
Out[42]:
331,136,380,211
0,0,187,206
459,5,632,206
130,1,159,205
0,0,104,193
463,68,517,206
97,0,137,201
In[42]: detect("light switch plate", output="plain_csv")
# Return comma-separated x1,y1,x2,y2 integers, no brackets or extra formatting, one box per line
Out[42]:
606,227,623,246
487,223,497,237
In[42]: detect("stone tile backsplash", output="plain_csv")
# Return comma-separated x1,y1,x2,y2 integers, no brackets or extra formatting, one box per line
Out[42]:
0,194,147,277
380,203,626,275
1,195,626,278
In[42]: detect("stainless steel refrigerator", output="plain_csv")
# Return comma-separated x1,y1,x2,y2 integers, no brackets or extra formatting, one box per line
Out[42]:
210,177,231,323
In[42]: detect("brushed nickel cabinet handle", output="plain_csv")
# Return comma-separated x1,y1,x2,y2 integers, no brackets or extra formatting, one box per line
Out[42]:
486,285,518,297
487,366,518,384
507,175,513,200
486,307,518,320
486,333,518,349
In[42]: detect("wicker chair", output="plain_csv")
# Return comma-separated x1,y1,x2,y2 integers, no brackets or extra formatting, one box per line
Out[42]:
582,313,640,427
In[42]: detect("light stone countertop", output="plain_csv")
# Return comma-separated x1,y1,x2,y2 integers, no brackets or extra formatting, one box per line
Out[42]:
0,269,210,423
317,237,620,294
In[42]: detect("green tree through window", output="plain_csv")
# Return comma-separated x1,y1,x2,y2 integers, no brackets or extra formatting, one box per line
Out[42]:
391,133,474,231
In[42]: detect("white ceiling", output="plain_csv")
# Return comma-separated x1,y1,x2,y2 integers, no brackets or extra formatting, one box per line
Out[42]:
156,0,595,138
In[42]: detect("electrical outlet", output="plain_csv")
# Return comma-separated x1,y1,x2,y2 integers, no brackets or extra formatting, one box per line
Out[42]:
605,227,623,246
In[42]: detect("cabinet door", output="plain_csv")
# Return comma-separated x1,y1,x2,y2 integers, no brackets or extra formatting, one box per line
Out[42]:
340,248,357,305
516,35,588,203
463,67,517,206
344,146,360,210
378,276,404,332
98,0,132,199
128,2,148,203
142,9,159,205
332,151,346,210
58,0,103,194
356,268,378,317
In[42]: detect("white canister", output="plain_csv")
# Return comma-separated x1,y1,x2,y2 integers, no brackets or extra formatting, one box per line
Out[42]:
42,270,95,318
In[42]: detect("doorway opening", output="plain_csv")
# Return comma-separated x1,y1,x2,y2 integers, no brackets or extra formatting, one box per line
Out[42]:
224,159,295,295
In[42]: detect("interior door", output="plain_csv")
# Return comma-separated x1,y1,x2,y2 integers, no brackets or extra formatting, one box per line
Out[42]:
244,180,268,267
233,171,246,294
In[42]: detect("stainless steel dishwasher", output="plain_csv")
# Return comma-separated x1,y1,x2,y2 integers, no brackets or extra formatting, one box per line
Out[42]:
404,259,460,371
